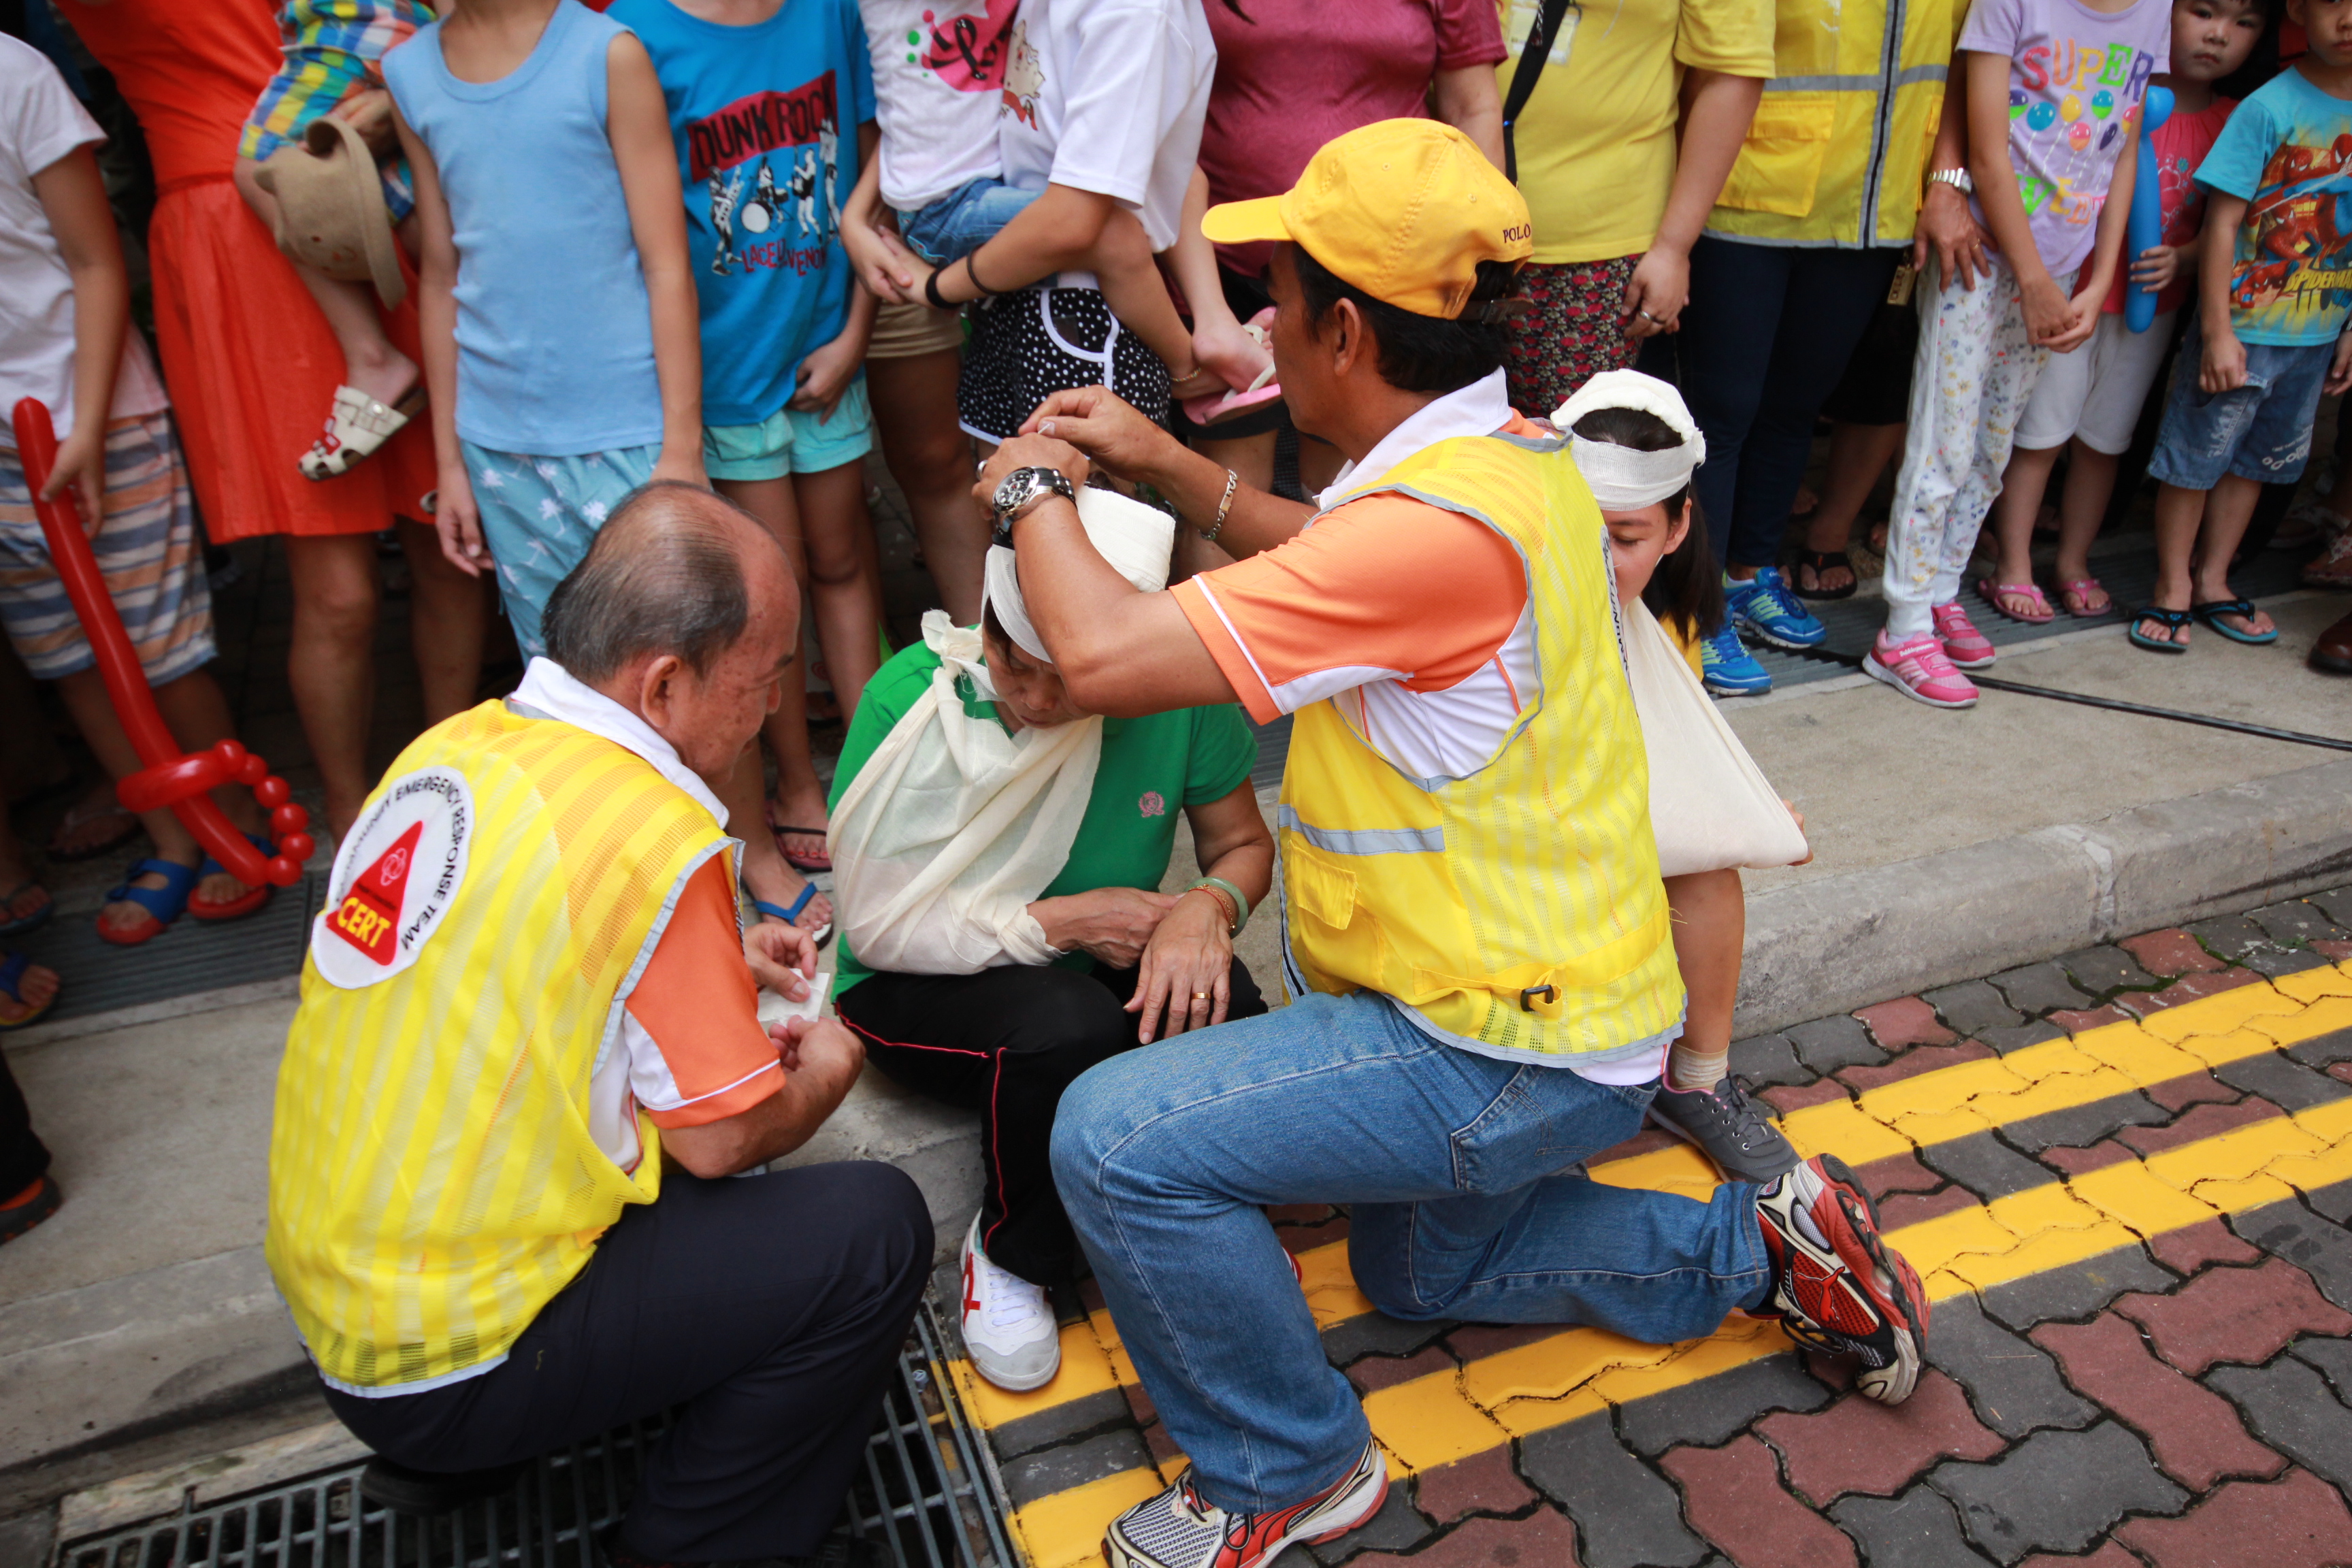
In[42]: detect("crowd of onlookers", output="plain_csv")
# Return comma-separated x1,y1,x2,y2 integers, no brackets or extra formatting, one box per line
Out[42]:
3,0,2351,1028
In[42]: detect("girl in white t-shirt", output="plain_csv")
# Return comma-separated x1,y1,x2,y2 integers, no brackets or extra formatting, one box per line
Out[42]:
845,0,1271,427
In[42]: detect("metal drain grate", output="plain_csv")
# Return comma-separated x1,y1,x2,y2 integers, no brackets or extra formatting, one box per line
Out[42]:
53,1303,1014,1568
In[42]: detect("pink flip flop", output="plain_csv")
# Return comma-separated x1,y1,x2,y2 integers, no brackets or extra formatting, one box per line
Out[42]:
2055,578,2112,617
1181,308,1282,427
1976,578,2055,624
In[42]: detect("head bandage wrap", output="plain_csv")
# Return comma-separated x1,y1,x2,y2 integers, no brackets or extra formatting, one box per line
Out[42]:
981,487,1176,664
1554,369,1706,510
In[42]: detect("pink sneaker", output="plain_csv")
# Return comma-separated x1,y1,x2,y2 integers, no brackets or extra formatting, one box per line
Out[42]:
1930,602,1996,668
1865,630,1979,708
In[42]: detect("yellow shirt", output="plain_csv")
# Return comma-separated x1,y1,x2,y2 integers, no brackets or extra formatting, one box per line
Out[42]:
1499,0,1774,264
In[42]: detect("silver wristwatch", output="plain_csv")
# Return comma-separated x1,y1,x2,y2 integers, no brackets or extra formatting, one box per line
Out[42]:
1929,167,1974,196
990,466,1075,544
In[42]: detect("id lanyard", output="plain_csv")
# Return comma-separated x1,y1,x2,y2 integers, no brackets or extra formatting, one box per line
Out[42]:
1504,0,1582,70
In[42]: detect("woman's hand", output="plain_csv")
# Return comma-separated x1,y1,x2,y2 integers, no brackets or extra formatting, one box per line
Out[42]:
1913,181,1993,291
2019,271,2076,347
1622,243,1690,338
975,433,1092,510
1128,888,1234,1043
1017,386,1179,484
433,459,492,576
1030,887,1178,970
41,425,105,533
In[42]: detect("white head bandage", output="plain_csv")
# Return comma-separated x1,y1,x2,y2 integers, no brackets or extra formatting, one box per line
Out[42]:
981,487,1177,664
1554,370,1706,511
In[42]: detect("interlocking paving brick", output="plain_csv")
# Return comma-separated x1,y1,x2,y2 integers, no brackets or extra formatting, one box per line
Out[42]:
1307,1484,1437,1563
2212,1049,2351,1111
1978,1249,2177,1334
2230,1201,2352,1312
2048,1004,2134,1035
1787,1014,1886,1076
2249,900,2349,949
2112,1258,2352,1374
2112,1465,2352,1568
2145,1069,2245,1113
1755,1371,2002,1504
2016,1546,2139,1568
1443,1323,1567,1365
1855,1152,1950,1199
2245,947,2334,980
1974,1020,2068,1056
2121,929,2225,979
1923,980,2025,1037
1920,1131,2062,1201
1925,1292,2100,1437
2056,945,2160,998
1348,1343,1454,1394
2028,1312,2283,1489
1341,1506,1572,1568
1928,1420,2187,1565
1880,1187,1983,1228
2310,886,2352,928
1411,1447,1533,1525
2185,914,2270,963
2116,1096,2285,1156
2287,1026,2352,1068
1659,1434,1860,1568
2119,968,2264,1019
1761,1080,1848,1115
1000,1428,1155,1507
1732,1032,1808,1089
1614,1351,1831,1456
1826,1486,1991,1568
1323,1311,1456,1365
2204,1355,2352,1492
990,1387,1136,1460
1519,1414,1708,1568
1989,961,2091,1017
2001,1089,2169,1154
2145,1218,2263,1274
1837,1042,1994,1094
2037,1141,2138,1176
1855,996,1957,1051
2292,1334,2352,1399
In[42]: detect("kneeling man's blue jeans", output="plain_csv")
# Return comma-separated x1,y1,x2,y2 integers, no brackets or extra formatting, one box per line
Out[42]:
1050,990,1771,1514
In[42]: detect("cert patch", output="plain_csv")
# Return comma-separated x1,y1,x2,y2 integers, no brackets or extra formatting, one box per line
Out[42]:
312,767,472,989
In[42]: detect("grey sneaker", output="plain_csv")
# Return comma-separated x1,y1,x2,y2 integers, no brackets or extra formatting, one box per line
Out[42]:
1649,1077,1799,1181
959,1216,1060,1391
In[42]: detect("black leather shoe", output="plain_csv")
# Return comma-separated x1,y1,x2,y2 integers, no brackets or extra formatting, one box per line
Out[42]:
2312,608,2352,674
358,1456,529,1515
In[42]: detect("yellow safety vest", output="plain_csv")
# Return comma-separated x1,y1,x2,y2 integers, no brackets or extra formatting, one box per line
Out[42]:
1708,0,1964,248
1279,432,1685,1066
266,700,732,1393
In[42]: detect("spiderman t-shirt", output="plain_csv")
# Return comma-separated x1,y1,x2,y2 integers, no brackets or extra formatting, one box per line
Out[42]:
611,0,877,426
2195,63,2352,346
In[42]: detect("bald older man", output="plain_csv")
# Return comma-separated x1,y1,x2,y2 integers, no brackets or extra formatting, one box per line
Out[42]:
266,484,926,1568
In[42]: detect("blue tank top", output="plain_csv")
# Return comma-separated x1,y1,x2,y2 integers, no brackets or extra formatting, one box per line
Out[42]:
385,1,664,456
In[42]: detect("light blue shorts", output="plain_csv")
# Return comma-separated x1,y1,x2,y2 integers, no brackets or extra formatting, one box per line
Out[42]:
461,440,658,659
702,376,875,483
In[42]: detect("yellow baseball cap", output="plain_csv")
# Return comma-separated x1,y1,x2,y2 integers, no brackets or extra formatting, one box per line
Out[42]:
1200,118,1533,321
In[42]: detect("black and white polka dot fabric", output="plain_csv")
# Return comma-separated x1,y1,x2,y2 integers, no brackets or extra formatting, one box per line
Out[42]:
957,287,1172,444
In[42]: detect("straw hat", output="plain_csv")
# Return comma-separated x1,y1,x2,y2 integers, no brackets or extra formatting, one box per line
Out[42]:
254,116,406,312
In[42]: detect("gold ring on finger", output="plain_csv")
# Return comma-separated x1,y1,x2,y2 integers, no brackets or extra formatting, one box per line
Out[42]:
1193,992,1210,1001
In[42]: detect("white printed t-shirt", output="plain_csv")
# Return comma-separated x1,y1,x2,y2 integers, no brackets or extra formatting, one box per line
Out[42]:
994,0,1213,250
0,36,167,442
859,0,1011,212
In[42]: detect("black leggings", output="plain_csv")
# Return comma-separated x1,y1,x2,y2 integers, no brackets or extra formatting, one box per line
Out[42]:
836,958,1266,1285
324,1162,931,1563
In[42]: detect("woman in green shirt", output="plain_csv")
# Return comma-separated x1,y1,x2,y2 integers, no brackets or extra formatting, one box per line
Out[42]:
829,601,1274,1394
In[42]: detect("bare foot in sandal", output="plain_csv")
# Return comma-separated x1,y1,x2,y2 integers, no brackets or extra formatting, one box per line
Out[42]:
0,953,59,1025
48,781,139,861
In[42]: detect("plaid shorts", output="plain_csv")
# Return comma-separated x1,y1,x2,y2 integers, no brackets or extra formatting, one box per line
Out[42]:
239,0,432,221
0,410,216,684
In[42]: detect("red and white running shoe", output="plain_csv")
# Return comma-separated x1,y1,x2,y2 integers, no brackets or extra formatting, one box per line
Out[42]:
1105,1440,1388,1568
1752,1154,1931,1405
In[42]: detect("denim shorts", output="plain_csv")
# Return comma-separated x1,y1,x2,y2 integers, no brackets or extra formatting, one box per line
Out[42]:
702,376,873,482
898,178,1041,266
2147,316,2333,490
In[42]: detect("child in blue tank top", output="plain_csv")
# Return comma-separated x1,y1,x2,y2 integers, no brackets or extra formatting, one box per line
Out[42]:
386,0,704,659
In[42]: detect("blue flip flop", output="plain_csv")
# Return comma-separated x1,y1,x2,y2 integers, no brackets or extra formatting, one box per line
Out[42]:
99,857,201,947
2128,607,2192,653
0,881,52,940
0,951,56,1030
750,881,833,949
2191,598,2279,646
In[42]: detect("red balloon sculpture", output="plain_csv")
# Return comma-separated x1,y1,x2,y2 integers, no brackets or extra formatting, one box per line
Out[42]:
13,397,309,888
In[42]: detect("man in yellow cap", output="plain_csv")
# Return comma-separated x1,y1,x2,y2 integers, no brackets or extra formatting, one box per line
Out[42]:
976,119,1931,1568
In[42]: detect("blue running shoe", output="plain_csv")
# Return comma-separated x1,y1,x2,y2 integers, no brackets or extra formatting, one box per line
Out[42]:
1701,623,1772,696
1727,566,1827,650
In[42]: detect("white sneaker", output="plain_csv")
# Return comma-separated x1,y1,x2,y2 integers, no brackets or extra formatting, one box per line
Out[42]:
1106,1440,1388,1568
960,1216,1060,1391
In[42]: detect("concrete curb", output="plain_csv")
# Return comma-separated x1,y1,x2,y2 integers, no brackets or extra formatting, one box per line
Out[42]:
1735,754,2352,1034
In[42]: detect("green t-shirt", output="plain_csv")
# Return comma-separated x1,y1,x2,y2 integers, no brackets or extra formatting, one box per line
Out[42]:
828,638,1258,996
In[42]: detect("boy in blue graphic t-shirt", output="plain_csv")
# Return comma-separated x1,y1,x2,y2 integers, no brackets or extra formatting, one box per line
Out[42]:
609,0,883,940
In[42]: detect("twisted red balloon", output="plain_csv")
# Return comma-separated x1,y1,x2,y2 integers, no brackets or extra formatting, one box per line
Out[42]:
13,397,308,887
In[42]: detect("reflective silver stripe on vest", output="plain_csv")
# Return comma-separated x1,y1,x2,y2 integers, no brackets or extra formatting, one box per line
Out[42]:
1276,804,1446,856
1764,63,1947,91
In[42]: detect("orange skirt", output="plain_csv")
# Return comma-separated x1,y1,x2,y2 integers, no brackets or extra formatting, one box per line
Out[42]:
147,175,438,542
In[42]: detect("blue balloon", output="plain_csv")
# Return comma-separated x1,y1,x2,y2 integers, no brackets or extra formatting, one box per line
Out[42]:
2127,86,2176,332
2027,100,2058,131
